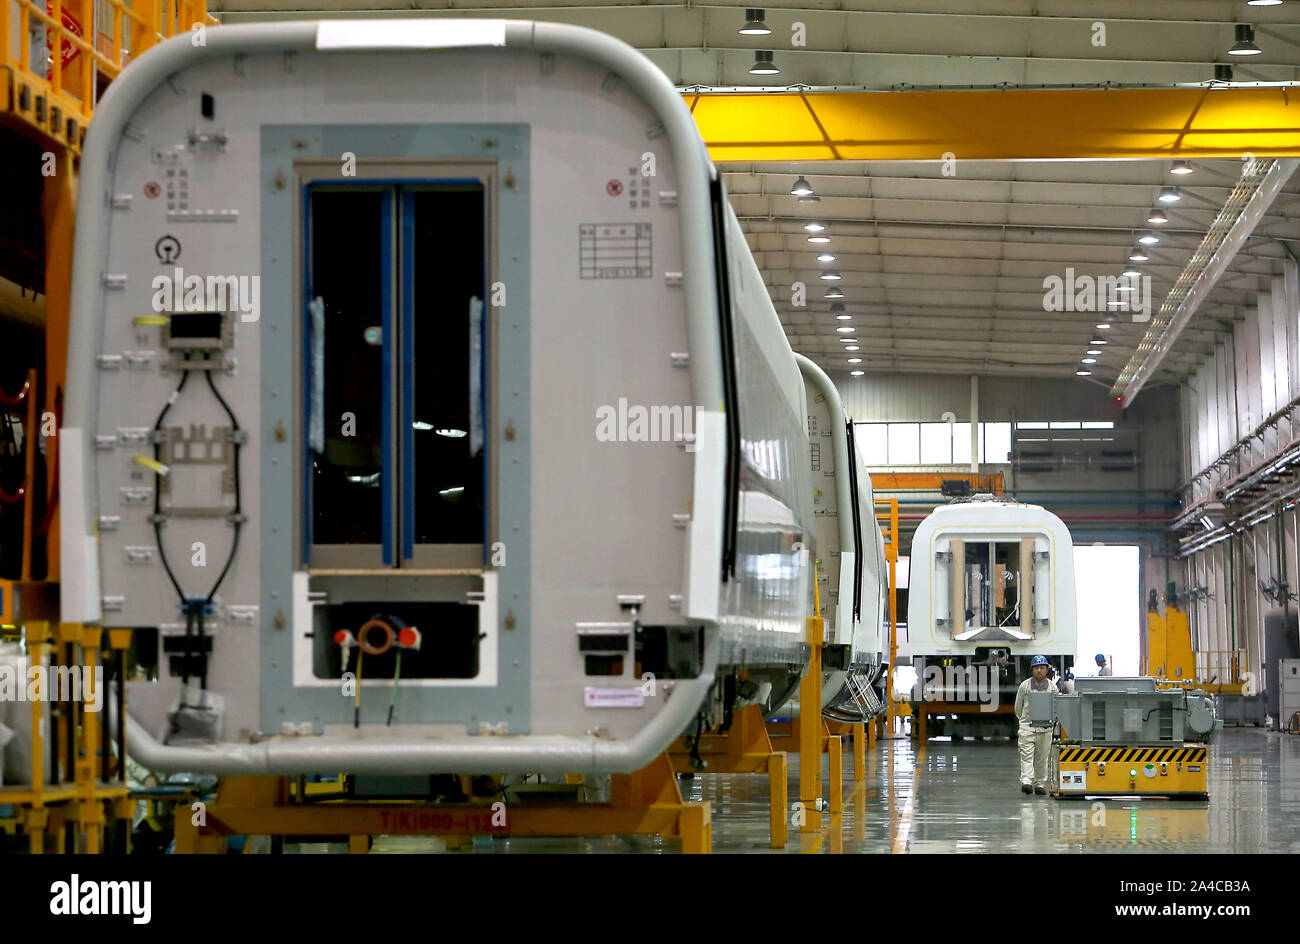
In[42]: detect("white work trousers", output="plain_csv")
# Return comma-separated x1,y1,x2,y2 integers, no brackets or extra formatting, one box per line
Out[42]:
1018,724,1051,788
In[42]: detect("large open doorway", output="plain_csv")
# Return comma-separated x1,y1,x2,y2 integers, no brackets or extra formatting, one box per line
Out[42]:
1074,544,1141,676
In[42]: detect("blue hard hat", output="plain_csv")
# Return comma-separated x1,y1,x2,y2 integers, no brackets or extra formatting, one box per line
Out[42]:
1095,653,1106,663
1030,655,1049,668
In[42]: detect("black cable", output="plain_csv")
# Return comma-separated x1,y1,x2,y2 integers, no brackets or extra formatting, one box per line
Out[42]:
152,368,191,603
202,369,242,602
151,362,245,727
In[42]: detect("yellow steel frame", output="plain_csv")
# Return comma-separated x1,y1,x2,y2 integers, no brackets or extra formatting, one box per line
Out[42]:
875,497,900,735
0,621,133,852
668,703,789,847
687,88,1300,163
1,0,219,152
2,1,219,586
174,757,713,854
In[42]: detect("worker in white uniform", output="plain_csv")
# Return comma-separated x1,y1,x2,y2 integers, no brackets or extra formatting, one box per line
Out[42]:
1015,655,1058,795
1094,653,1112,676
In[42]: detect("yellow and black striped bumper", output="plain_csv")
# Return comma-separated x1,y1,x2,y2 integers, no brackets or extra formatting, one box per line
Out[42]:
1054,744,1208,798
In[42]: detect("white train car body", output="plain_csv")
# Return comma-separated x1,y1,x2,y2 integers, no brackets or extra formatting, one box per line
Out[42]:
907,498,1077,703
61,20,814,776
796,356,887,716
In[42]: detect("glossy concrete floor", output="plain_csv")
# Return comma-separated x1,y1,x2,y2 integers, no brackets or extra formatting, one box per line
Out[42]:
296,727,1300,854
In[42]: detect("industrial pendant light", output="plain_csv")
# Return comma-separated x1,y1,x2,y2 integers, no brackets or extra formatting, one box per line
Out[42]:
1147,207,1169,224
739,9,773,35
790,176,814,196
1228,24,1262,56
749,50,780,75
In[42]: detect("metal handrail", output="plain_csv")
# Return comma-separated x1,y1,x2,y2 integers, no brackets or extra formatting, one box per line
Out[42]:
2,0,219,122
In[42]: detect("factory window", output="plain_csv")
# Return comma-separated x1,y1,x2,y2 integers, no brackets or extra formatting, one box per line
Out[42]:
859,424,888,465
984,422,1012,462
887,423,920,464
303,180,488,568
856,422,1012,465
1015,420,1113,430
920,423,952,464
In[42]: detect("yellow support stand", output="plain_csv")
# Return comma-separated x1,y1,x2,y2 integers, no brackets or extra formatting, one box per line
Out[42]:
669,703,788,847
765,563,855,832
175,753,713,854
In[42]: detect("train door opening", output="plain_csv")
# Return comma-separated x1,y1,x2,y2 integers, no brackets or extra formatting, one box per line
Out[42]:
303,179,488,571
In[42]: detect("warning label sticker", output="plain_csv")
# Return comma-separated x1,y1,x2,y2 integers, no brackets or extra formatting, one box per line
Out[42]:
579,223,652,279
584,687,646,709
1060,769,1087,791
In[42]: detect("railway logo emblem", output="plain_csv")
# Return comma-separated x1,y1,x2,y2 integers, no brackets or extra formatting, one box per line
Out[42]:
606,179,623,196
155,234,182,264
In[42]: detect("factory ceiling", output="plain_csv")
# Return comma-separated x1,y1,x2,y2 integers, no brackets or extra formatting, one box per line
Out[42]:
215,1,1300,386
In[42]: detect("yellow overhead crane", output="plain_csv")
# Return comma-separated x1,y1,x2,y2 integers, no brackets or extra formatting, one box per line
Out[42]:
686,87,1300,162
